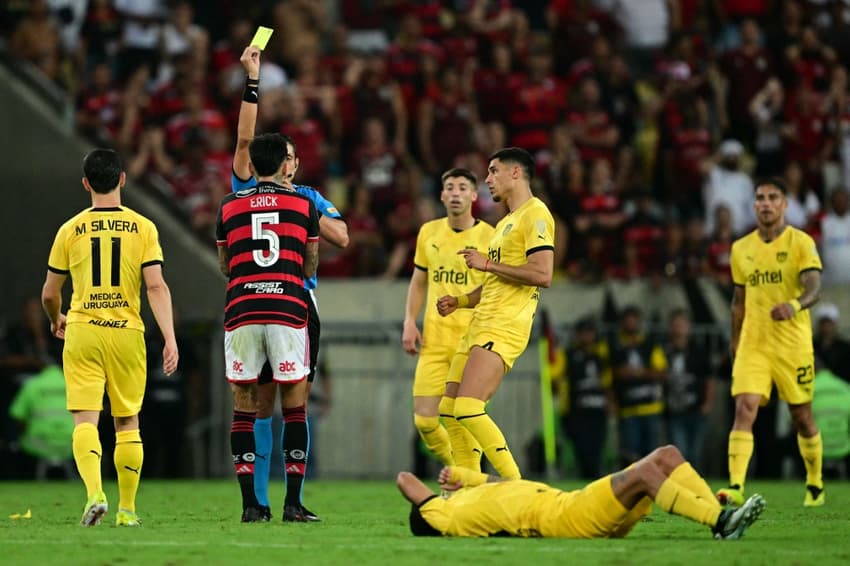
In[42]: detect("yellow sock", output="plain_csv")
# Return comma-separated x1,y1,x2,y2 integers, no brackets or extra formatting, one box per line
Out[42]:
440,396,482,470
797,432,823,489
670,462,721,510
72,423,102,498
454,396,520,479
414,414,455,466
611,497,652,538
656,478,721,527
114,429,144,512
728,430,754,488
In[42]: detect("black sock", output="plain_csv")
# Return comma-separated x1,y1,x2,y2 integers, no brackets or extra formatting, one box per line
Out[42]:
283,405,307,506
231,410,258,509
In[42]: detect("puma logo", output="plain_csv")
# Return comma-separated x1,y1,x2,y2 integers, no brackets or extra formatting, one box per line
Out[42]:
90,450,101,459
432,243,440,250
495,446,509,453
124,466,140,474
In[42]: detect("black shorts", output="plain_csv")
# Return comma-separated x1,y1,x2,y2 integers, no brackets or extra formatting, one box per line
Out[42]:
258,291,320,384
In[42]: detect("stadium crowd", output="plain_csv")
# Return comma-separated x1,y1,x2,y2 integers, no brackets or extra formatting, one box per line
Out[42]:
3,0,850,284
3,1,850,483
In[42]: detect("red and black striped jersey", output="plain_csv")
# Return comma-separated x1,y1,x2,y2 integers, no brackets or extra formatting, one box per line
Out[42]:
215,182,319,331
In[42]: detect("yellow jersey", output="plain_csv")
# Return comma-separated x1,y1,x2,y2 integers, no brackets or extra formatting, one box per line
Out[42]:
413,218,494,349
474,197,555,329
47,206,164,332
730,226,822,352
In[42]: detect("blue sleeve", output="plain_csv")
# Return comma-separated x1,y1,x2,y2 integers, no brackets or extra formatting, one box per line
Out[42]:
231,169,256,193
296,185,342,218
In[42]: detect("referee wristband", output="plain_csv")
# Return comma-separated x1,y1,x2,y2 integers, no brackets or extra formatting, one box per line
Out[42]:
243,77,259,103
456,294,470,308
789,299,802,313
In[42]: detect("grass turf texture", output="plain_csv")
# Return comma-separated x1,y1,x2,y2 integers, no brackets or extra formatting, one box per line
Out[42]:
1,480,848,565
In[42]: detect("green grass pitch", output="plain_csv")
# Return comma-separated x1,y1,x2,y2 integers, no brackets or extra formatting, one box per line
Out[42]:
1,479,848,565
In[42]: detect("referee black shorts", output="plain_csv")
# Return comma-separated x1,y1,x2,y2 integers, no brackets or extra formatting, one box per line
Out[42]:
258,290,321,384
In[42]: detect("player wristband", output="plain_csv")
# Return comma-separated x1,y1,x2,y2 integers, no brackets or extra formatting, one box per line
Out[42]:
484,259,490,272
243,77,259,103
789,299,802,313
457,294,470,308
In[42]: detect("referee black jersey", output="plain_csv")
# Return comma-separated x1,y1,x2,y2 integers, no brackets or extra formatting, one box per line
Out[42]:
215,182,319,331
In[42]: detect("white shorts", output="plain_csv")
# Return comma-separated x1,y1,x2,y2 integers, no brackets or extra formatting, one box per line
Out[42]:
225,324,309,383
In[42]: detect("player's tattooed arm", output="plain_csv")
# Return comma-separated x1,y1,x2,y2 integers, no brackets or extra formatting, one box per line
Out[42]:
304,240,319,279
797,269,822,310
217,246,230,277
730,285,745,359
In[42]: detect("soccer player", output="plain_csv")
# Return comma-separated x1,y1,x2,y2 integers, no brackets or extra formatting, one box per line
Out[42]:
402,168,494,468
42,149,179,526
716,177,825,508
436,147,555,479
398,445,764,540
230,45,348,522
217,132,320,523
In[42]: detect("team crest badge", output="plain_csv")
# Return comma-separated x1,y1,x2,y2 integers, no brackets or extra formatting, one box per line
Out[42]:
503,223,513,236
776,252,788,263
536,220,547,236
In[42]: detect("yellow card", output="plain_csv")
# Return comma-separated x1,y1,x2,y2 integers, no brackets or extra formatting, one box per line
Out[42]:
250,26,274,50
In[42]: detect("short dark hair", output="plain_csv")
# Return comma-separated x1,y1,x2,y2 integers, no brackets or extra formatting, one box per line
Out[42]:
441,167,477,187
409,503,441,536
82,149,123,194
249,133,294,177
754,177,788,195
489,147,534,181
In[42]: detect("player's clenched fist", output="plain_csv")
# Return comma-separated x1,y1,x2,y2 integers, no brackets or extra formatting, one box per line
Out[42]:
437,295,458,317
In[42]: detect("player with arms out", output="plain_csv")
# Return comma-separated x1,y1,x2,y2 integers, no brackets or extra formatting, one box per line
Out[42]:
402,168,493,468
231,44,348,522
42,149,179,526
717,177,825,508
398,445,764,540
217,132,320,522
437,147,555,478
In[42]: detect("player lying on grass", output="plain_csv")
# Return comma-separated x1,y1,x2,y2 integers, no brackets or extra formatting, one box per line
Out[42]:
397,445,765,539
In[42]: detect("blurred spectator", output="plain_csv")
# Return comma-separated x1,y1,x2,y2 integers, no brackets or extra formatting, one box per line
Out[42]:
559,318,612,479
663,309,714,471
473,41,523,125
547,0,620,75
705,204,735,296
506,40,565,154
782,80,829,191
717,18,774,146
8,363,74,480
113,0,167,81
820,187,850,282
75,61,122,147
701,139,755,236
749,77,786,177
783,24,835,93
610,0,678,78
79,0,122,69
280,88,329,189
8,0,63,82
565,76,620,167
813,303,850,383
623,188,666,278
661,94,712,217
319,184,384,278
611,305,668,467
782,159,821,230
823,64,850,191
417,65,478,177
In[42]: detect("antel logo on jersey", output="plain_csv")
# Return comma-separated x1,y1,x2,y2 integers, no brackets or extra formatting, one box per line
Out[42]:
747,269,783,287
279,361,298,373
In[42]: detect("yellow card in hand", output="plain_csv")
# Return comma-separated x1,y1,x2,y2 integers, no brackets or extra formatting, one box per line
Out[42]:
251,26,274,50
